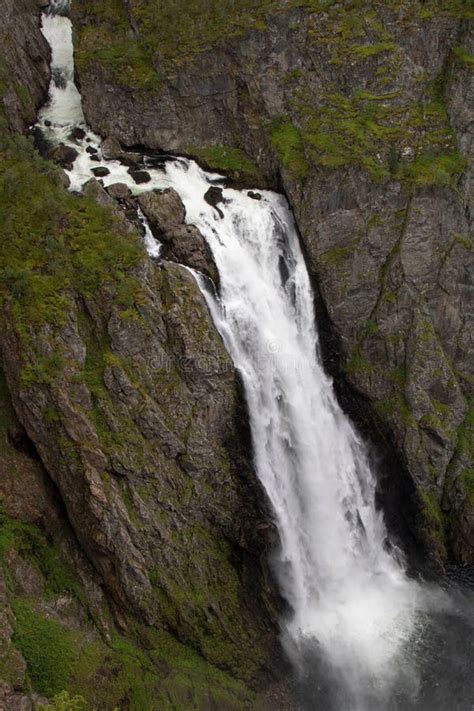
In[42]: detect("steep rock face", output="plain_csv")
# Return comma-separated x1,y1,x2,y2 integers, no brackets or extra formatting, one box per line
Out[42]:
0,90,290,708
72,0,473,565
0,0,50,132
0,363,269,709
0,142,278,686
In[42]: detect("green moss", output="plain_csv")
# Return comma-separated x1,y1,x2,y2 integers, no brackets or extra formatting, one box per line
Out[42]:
287,53,465,186
76,26,160,91
119,480,141,526
453,46,474,66
0,135,143,344
0,510,80,600
300,90,398,180
269,118,309,178
12,593,253,710
419,490,446,548
320,240,358,266
389,367,407,387
376,392,416,428
12,600,77,697
20,351,65,387
75,0,274,81
0,369,15,438
346,347,374,376
364,319,379,335
396,150,467,188
351,42,395,58
457,400,474,459
38,692,88,711
189,144,263,183
461,468,474,502
454,234,473,250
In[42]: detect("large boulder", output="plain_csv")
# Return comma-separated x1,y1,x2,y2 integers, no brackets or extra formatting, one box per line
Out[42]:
47,143,78,169
101,136,123,161
138,189,218,284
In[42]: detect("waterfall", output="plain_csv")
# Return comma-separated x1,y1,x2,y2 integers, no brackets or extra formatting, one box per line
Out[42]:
35,4,473,710
162,165,422,710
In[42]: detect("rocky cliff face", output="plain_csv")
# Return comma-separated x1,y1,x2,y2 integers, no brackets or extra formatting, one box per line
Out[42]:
0,0,51,133
72,0,474,567
0,151,284,709
0,3,292,708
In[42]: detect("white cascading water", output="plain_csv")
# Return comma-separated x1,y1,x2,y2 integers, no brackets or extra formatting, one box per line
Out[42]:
165,168,423,710
36,4,469,710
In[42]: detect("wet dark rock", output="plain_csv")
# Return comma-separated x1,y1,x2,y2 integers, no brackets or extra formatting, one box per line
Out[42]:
30,125,52,158
138,188,185,231
129,169,151,184
107,182,131,200
101,136,123,161
69,126,86,141
86,145,98,154
248,191,262,200
138,189,218,284
44,119,51,127
47,142,78,168
204,186,224,218
92,166,110,177
59,170,70,189
204,186,224,208
52,67,66,89
122,152,143,168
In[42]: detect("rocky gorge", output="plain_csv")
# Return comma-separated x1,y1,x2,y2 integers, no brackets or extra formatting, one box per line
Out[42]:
0,0,472,709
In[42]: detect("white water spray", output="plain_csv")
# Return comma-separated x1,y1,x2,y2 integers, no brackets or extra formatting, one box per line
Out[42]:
35,6,466,709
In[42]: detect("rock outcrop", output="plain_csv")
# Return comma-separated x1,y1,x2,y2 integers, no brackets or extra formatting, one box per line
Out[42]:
72,0,473,566
0,0,50,133
138,189,219,283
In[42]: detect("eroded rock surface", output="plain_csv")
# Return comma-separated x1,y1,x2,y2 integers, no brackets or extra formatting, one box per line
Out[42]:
138,188,219,283
0,0,51,133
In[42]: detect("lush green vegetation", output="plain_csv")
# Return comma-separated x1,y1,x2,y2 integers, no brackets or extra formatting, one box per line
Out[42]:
351,41,395,58
189,144,263,184
293,87,466,185
0,133,144,351
13,600,77,697
0,495,254,709
0,510,80,599
419,489,447,553
74,0,274,85
269,118,309,178
453,46,474,66
12,601,253,709
38,692,89,711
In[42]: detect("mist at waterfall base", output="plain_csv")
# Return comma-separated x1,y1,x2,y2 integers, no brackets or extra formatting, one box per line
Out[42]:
35,4,474,709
